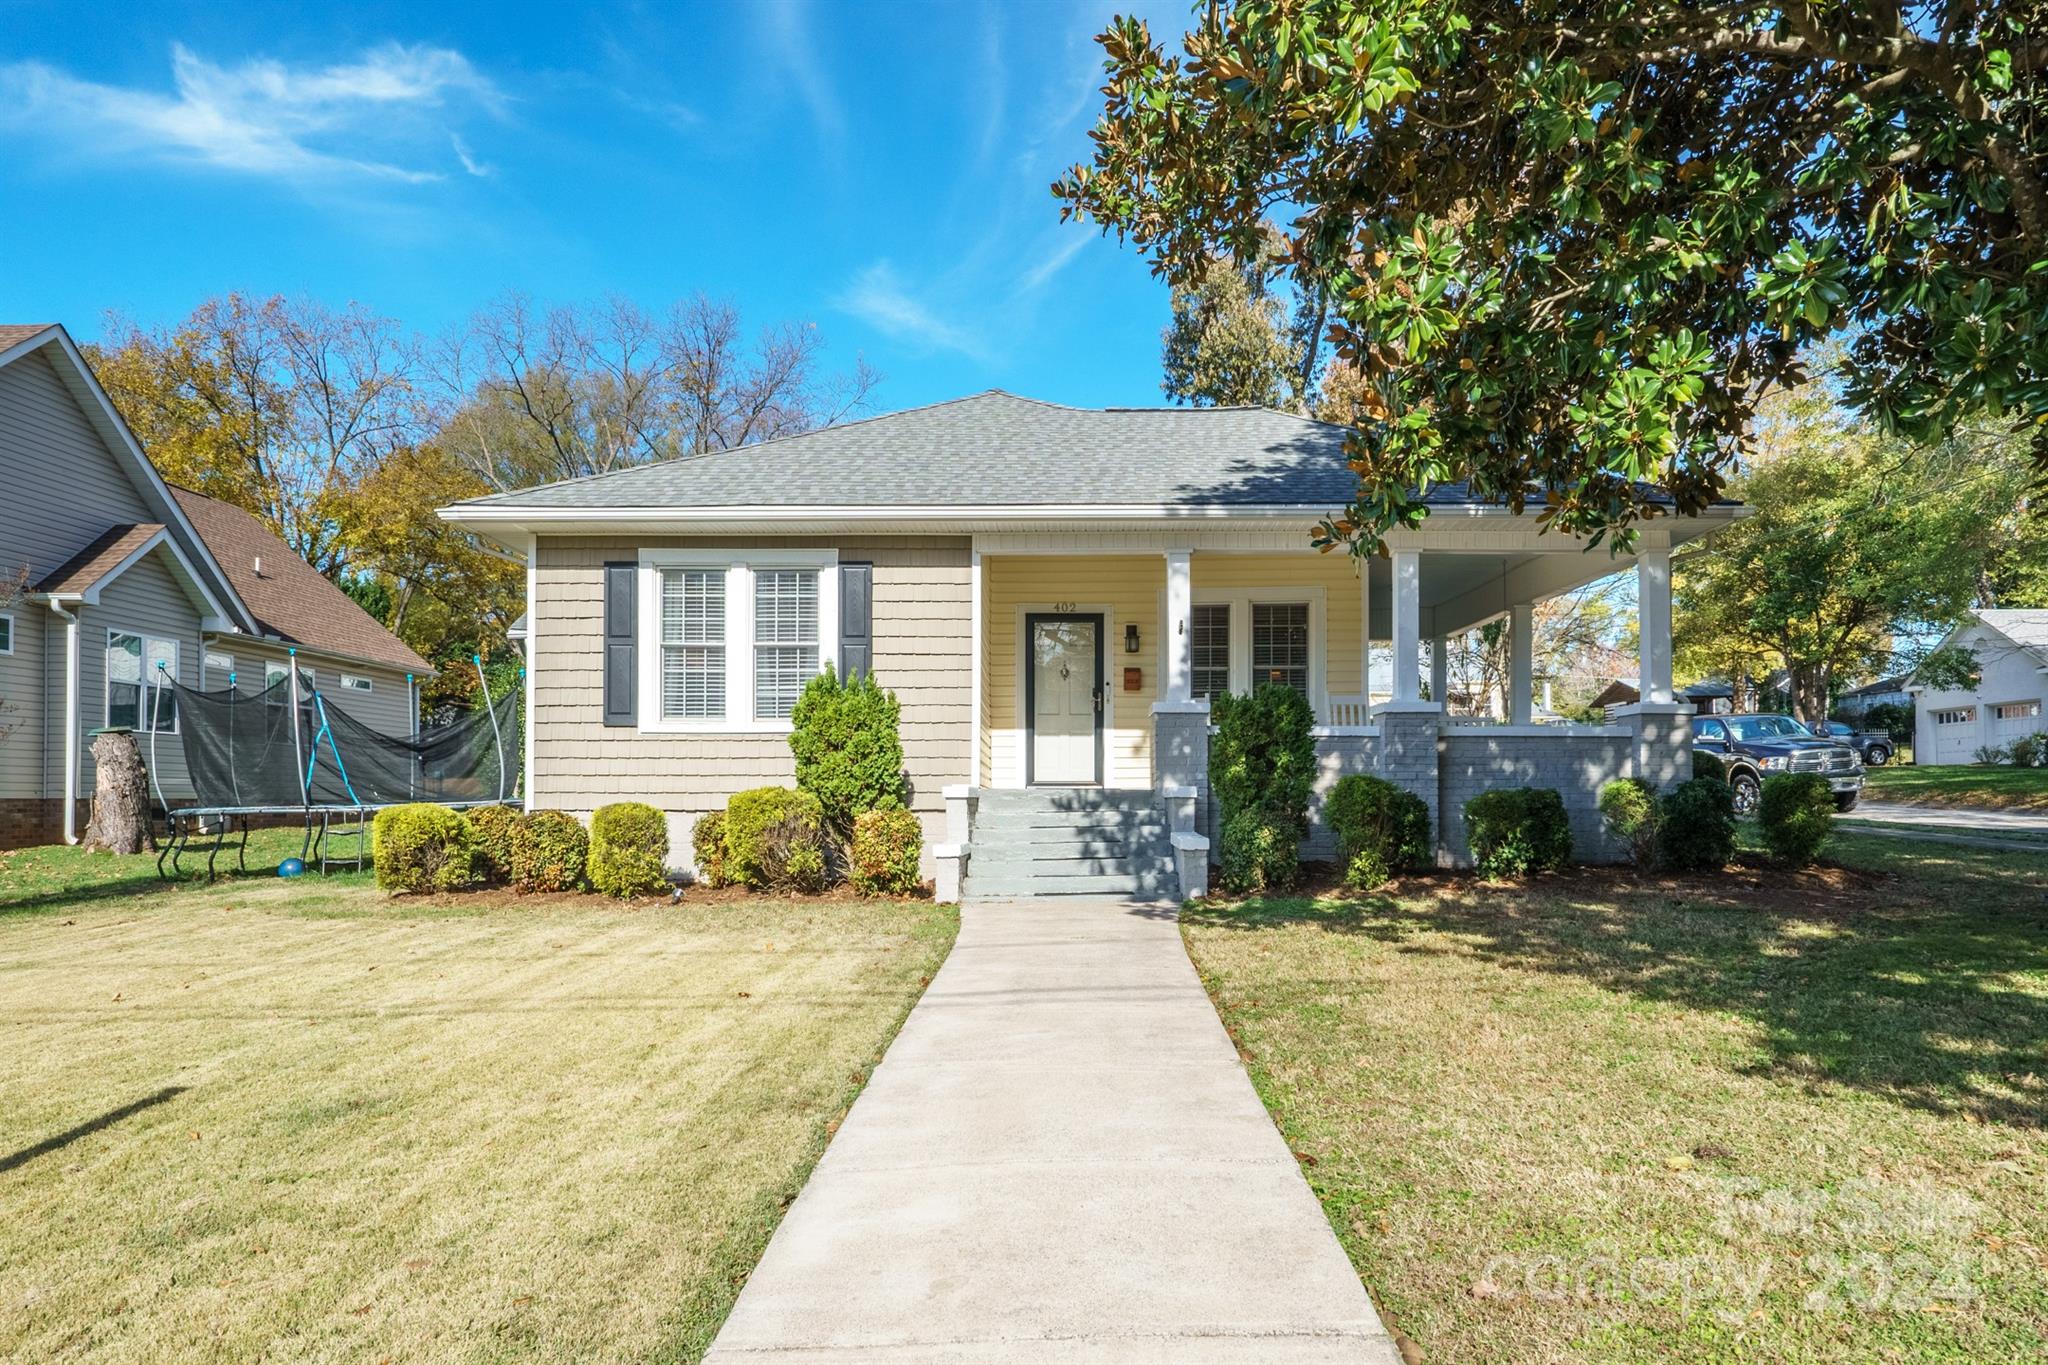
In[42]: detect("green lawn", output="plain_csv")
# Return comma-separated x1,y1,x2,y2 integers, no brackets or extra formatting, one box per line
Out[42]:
0,835,955,1363
1866,764,2048,812
1184,831,2048,1364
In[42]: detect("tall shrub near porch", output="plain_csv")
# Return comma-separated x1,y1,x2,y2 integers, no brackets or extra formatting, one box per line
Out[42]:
789,664,908,842
1210,684,1316,893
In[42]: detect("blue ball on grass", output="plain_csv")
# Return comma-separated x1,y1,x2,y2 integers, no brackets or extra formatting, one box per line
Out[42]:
278,857,306,878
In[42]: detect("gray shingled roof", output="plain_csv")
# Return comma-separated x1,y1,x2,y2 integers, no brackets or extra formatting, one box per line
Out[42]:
451,391,1464,511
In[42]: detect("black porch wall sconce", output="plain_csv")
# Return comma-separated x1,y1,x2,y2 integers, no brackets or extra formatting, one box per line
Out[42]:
1125,623,1141,653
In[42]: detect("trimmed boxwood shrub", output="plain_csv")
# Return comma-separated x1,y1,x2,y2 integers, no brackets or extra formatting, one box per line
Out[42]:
372,804,481,893
1597,778,1659,869
1462,787,1572,878
1210,683,1317,832
789,665,908,840
509,810,589,893
1692,750,1728,783
724,787,830,891
691,811,730,888
468,804,522,884
1759,773,1834,865
850,805,924,896
1218,807,1301,895
1325,774,1431,890
1656,777,1737,872
588,801,669,898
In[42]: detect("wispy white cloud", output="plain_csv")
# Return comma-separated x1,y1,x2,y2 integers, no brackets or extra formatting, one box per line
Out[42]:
0,42,503,185
450,133,492,177
1018,232,1090,293
758,0,845,145
836,262,988,359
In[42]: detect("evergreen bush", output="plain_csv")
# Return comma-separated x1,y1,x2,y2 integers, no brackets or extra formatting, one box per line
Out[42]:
1325,773,1431,890
372,804,481,893
588,801,669,898
509,810,588,893
1758,773,1834,865
723,787,830,890
467,804,521,884
789,665,908,840
850,806,924,896
1462,787,1572,878
1656,777,1737,872
1218,807,1301,895
691,811,730,887
1597,778,1659,869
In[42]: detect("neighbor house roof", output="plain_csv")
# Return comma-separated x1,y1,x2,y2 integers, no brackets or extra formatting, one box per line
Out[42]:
446,390,1735,516
1840,675,1907,698
0,323,55,353
34,523,167,596
169,487,432,675
1976,609,2048,663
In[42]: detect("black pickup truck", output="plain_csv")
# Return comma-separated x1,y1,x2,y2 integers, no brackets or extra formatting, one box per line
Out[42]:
1690,713,1866,815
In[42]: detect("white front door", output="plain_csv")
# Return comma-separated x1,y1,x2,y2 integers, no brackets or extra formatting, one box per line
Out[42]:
1029,615,1100,785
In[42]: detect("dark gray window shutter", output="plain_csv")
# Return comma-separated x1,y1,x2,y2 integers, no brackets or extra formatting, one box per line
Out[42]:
839,562,872,682
602,561,636,726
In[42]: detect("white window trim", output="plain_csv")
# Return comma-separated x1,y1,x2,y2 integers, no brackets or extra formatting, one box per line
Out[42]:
340,674,374,692
0,610,12,655
636,548,839,734
1992,700,2041,720
105,627,180,734
1173,586,1328,717
1933,707,1975,724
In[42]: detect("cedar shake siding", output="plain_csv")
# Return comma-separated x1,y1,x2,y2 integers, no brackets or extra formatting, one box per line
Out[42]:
530,536,972,861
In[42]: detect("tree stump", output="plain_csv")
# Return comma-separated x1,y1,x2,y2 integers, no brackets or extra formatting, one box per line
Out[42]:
84,730,152,854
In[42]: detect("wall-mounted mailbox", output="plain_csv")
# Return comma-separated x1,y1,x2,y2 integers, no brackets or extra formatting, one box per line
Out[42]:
1123,667,1142,692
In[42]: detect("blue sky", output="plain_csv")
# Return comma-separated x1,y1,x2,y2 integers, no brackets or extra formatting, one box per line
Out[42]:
0,0,1192,411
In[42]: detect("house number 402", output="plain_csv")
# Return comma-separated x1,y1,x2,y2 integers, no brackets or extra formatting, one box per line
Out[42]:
1052,601,1077,612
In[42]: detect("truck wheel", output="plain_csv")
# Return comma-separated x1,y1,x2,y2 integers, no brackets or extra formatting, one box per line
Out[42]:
1731,771,1761,816
1866,746,1890,766
1834,792,1860,813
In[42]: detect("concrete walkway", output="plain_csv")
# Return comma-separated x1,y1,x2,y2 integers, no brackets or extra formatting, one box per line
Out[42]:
705,900,1403,1364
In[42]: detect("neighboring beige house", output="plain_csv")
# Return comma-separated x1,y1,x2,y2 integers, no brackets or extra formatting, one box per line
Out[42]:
1909,609,2048,764
440,391,1744,899
0,323,431,847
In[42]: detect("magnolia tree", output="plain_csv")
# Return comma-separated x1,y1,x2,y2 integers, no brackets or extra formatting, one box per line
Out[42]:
1056,1,2048,551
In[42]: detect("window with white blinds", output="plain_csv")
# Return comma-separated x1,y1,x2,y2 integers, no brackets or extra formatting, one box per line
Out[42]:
1191,602,1230,700
660,569,726,720
1251,602,1310,695
753,569,819,720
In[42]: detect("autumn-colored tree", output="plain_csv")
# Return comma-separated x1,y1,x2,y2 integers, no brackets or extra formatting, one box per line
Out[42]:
1057,2,2048,551
336,442,523,643
89,295,421,576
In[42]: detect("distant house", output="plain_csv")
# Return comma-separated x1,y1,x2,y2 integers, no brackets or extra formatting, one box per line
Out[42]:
1836,675,1909,717
0,323,432,846
1908,610,2048,764
1594,677,1733,717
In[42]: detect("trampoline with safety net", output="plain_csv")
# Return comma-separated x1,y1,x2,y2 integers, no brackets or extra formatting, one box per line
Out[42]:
150,653,521,878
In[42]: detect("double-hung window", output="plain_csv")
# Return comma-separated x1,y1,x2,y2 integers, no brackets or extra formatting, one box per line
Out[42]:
753,569,819,721
642,552,835,730
1190,603,1231,701
107,630,179,733
1250,602,1311,696
660,569,726,721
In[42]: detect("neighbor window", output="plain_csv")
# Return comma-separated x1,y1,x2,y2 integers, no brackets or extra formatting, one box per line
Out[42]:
1190,603,1230,701
1934,708,1975,725
0,612,12,655
753,569,820,720
1994,700,2041,721
1250,602,1310,695
340,674,373,693
265,661,312,694
106,630,178,733
660,568,726,721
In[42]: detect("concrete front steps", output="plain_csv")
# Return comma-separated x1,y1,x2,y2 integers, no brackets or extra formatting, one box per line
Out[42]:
961,787,1178,901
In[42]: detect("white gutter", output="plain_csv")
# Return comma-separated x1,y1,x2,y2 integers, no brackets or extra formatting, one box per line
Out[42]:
48,601,80,844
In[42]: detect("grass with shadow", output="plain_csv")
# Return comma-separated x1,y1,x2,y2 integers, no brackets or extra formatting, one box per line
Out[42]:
1184,829,2048,1364
1865,764,2048,812
0,846,956,1363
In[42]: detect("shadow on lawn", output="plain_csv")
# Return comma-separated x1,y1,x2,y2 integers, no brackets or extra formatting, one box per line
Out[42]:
0,1085,189,1173
1189,860,2048,1128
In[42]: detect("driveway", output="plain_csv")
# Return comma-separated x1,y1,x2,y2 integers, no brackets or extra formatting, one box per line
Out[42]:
1842,801,2048,848
705,899,1403,1364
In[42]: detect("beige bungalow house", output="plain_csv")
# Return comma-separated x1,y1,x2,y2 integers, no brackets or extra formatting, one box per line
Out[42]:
0,323,432,847
441,391,1741,900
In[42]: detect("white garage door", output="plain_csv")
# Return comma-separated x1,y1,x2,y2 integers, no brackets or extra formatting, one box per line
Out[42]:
1993,699,2044,745
1930,706,1980,763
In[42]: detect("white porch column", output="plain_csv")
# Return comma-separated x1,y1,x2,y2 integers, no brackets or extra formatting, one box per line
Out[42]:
969,547,984,786
1510,602,1534,725
1164,548,1193,703
1637,542,1674,705
1358,561,1371,703
1429,637,1448,708
1391,550,1422,702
